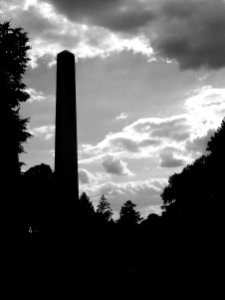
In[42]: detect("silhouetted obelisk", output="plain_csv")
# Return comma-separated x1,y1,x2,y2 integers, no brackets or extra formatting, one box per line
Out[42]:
55,50,78,200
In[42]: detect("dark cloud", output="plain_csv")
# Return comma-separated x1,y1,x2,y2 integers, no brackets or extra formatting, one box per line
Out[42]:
108,136,162,153
133,117,190,142
186,129,215,153
150,118,190,141
139,138,162,147
5,0,225,70
42,0,225,70
101,6,154,33
12,5,55,35
160,148,185,168
152,0,225,69
42,0,155,33
79,169,91,184
102,155,132,176
110,137,139,152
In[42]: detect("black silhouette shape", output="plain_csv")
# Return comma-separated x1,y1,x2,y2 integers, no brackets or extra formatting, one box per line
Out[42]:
0,21,31,242
96,194,113,222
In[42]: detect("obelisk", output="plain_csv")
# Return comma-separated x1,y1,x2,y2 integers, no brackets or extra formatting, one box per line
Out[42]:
55,50,78,201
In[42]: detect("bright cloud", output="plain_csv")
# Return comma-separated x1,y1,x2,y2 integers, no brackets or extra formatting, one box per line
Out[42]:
128,115,190,141
1,0,153,68
26,88,54,103
80,86,225,168
29,124,55,140
78,83,225,214
80,177,167,219
116,112,128,120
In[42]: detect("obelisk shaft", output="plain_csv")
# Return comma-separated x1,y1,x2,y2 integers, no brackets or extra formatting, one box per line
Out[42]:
55,51,78,200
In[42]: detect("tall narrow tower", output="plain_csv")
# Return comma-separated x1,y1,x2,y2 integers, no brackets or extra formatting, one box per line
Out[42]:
55,50,78,200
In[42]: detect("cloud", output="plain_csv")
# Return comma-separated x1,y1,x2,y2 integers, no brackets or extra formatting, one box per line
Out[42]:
4,0,225,70
1,0,153,66
79,85,225,171
29,124,55,140
27,88,45,103
98,179,165,207
160,148,185,168
186,129,215,154
79,169,91,184
80,127,162,160
131,116,190,141
151,0,225,70
26,88,54,103
110,136,162,153
116,112,128,120
102,155,133,176
185,86,225,137
110,137,140,153
80,115,189,160
79,178,168,218
42,0,155,33
36,0,225,70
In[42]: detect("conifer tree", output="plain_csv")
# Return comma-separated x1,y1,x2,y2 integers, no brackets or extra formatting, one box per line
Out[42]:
118,200,142,227
96,195,113,222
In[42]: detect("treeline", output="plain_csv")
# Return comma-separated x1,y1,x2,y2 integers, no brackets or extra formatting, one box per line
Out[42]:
4,162,161,276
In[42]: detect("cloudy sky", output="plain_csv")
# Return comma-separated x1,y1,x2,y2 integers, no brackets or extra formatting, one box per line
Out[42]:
2,0,225,218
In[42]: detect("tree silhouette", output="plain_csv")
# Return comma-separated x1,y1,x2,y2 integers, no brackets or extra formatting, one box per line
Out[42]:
160,119,225,279
207,119,225,154
24,163,53,180
78,192,95,221
161,119,225,219
118,200,142,227
96,194,113,222
1,21,31,240
11,164,54,241
0,21,31,179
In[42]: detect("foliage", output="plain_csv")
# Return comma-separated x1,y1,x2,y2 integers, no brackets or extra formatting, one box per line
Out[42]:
22,164,54,231
96,194,113,222
24,163,53,179
118,200,142,227
78,192,95,219
207,119,225,155
161,118,225,219
0,21,31,178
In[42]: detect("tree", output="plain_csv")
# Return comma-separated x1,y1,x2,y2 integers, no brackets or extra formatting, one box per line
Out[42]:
96,194,113,222
159,120,225,278
0,21,31,179
118,200,142,227
161,118,225,221
0,21,31,240
24,163,53,180
207,119,225,155
78,193,95,220
22,164,54,236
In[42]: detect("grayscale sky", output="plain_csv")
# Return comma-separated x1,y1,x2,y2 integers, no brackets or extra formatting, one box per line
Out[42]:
2,0,225,217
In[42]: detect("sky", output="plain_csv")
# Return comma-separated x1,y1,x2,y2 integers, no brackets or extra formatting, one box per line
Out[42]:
2,0,225,218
